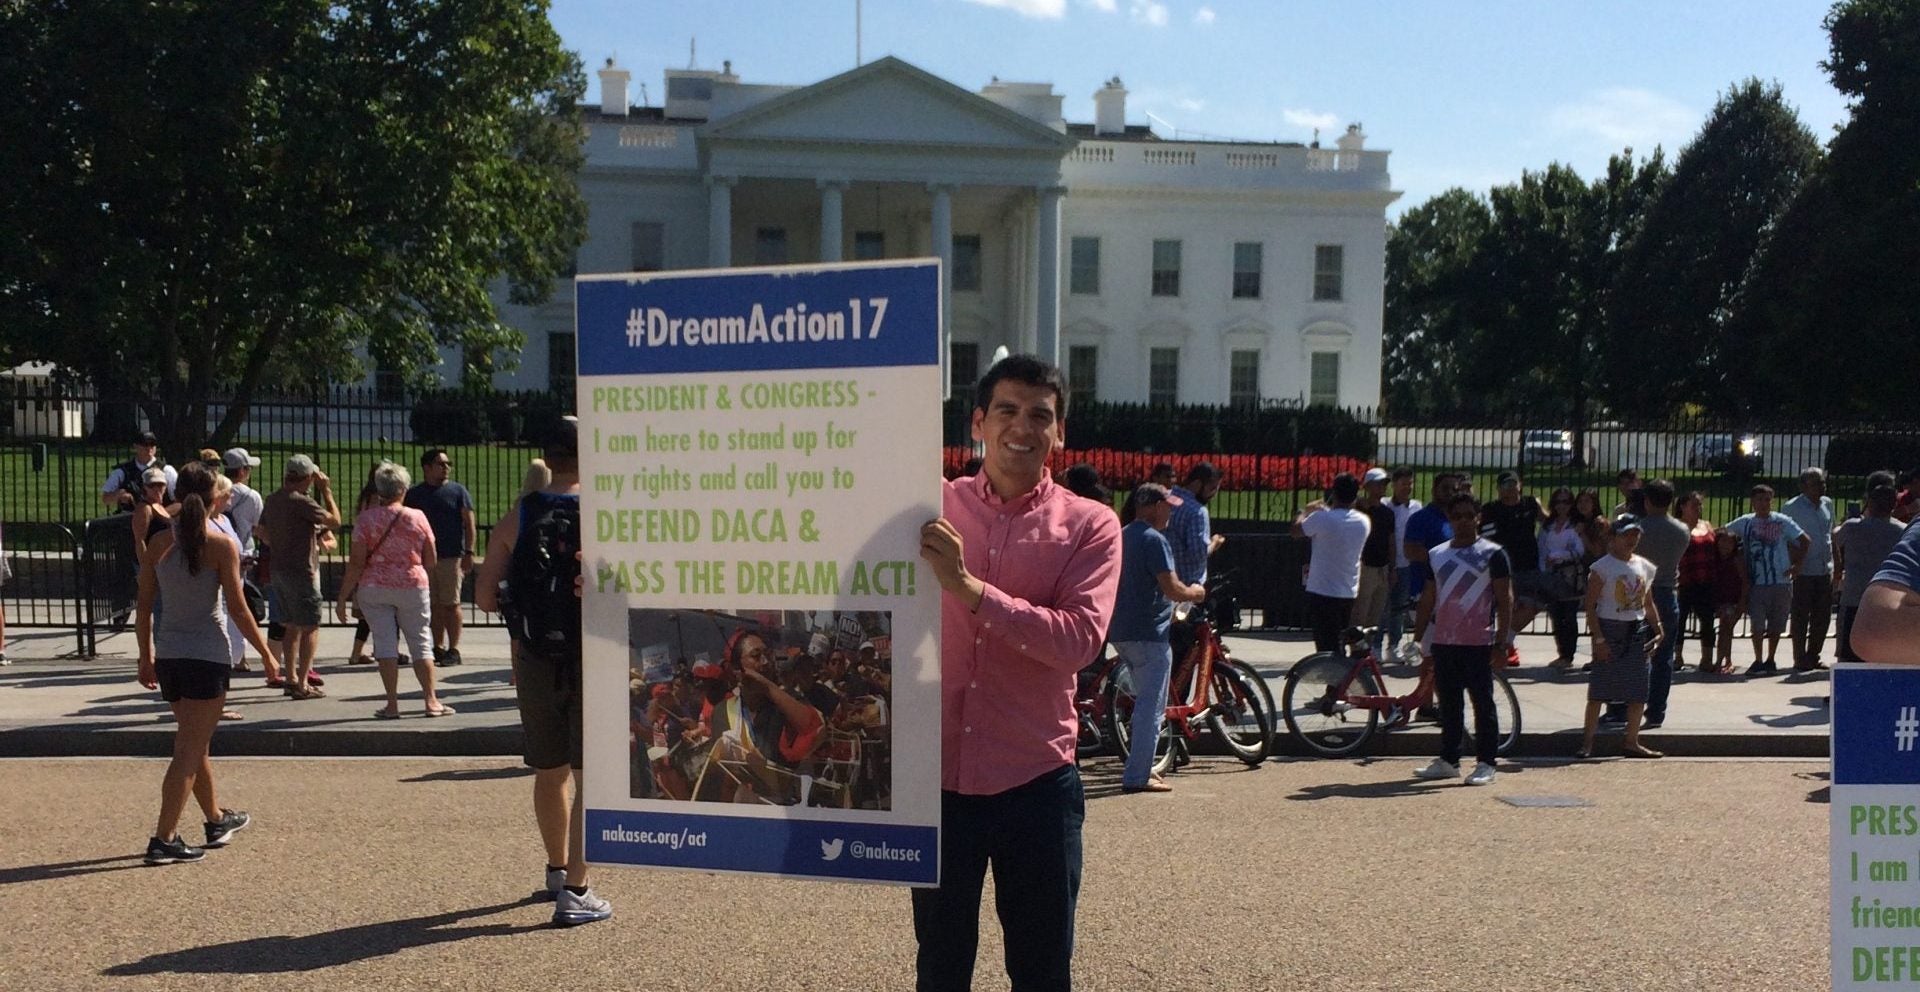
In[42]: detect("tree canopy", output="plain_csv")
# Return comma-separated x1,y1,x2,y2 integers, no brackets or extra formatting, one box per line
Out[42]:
0,0,587,453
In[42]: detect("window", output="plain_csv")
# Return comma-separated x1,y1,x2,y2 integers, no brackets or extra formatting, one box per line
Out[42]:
1069,237,1100,295
1233,242,1262,299
853,231,886,261
950,342,980,406
1149,347,1179,407
666,76,713,101
952,235,982,292
1151,239,1181,297
1309,352,1341,407
373,354,404,404
1067,345,1098,412
630,221,665,272
548,332,577,409
1229,350,1260,408
1313,244,1344,301
754,227,788,266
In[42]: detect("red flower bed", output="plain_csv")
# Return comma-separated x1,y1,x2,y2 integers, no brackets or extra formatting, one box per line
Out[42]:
943,447,1370,491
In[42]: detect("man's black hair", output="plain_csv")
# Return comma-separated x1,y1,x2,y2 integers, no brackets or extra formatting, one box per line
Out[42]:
1445,492,1482,517
1867,470,1897,492
420,448,449,470
1184,461,1220,486
1330,472,1361,505
973,354,1068,418
1390,466,1415,481
1751,483,1775,496
1618,468,1640,483
1644,478,1675,509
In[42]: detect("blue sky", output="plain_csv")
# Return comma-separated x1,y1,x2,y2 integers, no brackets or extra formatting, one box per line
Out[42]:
549,0,1850,215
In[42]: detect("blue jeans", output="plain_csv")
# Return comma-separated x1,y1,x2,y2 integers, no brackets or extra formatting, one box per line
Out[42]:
1387,567,1416,649
1648,587,1679,720
1112,640,1173,788
912,765,1084,992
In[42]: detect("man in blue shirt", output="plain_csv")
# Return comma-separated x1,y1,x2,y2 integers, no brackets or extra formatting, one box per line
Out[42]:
1167,462,1223,586
405,448,477,666
1400,474,1460,660
1780,467,1835,671
1109,484,1206,794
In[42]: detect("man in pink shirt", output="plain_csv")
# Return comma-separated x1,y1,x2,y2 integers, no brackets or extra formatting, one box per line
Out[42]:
916,354,1122,992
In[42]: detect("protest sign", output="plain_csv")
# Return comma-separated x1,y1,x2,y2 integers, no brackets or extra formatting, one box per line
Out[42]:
576,260,941,885
1832,664,1920,988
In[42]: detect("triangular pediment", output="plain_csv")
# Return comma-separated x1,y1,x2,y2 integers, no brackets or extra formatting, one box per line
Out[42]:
704,57,1075,152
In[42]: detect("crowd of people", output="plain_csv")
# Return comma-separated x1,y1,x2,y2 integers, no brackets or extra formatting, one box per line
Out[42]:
628,626,893,810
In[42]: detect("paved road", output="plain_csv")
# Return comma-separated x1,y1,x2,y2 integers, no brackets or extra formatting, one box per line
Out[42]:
0,755,1829,991
0,625,1829,757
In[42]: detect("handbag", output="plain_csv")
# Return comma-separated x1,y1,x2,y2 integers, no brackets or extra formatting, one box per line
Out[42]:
1548,560,1586,601
340,512,401,604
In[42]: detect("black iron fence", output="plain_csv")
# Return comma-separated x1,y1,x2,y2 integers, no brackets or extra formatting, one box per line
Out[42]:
6,379,1918,650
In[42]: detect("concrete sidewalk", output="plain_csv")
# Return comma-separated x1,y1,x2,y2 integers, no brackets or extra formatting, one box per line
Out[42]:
0,624,1830,757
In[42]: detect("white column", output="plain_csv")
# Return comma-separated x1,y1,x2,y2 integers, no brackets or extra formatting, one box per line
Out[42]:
707,177,734,268
930,184,953,397
818,180,846,262
1034,186,1065,366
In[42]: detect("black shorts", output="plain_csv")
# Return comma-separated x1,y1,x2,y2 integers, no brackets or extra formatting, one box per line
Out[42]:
156,657,231,702
514,651,583,770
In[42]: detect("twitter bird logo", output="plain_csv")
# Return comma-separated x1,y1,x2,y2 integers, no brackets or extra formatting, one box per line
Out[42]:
820,838,845,861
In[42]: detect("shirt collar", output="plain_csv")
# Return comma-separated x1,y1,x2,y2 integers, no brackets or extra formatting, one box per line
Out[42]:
972,470,1055,511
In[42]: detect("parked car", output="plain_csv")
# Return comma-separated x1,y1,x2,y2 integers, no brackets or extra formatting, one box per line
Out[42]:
1519,428,1576,468
1687,433,1763,474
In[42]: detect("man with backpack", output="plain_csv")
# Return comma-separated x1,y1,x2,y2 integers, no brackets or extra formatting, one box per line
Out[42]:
475,417,611,927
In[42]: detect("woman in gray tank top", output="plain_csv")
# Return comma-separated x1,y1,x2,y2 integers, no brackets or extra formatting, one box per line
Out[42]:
135,463,279,865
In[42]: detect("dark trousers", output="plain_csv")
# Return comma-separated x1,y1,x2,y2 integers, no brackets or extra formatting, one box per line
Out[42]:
1838,605,1860,664
1790,575,1834,665
912,765,1085,992
1547,599,1580,660
1306,592,1355,654
1432,643,1499,766
1648,588,1678,719
1679,584,1717,661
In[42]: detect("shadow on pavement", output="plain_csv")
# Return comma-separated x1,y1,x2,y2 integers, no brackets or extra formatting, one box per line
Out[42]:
400,766,533,783
102,899,542,975
0,853,147,887
1285,777,1449,801
1750,695,1830,729
1797,769,1830,805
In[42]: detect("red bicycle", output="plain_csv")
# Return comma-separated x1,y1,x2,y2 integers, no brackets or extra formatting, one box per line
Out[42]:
1105,593,1273,774
1280,625,1522,759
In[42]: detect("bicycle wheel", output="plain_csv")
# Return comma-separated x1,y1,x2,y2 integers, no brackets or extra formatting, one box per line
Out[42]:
1206,665,1272,765
1226,658,1278,729
1463,670,1524,757
1104,666,1177,776
1280,653,1381,758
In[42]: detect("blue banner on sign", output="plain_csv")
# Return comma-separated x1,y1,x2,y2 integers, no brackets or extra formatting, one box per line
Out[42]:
585,808,938,884
1833,667,1920,785
576,262,940,377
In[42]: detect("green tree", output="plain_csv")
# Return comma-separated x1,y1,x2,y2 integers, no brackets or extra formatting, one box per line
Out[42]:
1729,0,1920,416
0,0,586,455
1382,188,1493,418
1606,79,1822,419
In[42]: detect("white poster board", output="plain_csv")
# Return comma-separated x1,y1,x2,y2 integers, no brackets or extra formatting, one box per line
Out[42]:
575,260,942,885
1833,664,1920,987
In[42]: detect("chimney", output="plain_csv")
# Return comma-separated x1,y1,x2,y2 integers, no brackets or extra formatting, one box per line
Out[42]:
1093,77,1127,136
597,58,630,117
1336,122,1366,151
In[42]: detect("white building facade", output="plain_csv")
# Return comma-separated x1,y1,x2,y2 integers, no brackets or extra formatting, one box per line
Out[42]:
493,56,1398,410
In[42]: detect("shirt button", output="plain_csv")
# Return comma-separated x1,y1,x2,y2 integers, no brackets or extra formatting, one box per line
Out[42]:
975,637,982,645
964,726,973,734
983,621,991,629
970,681,978,689
1020,643,1028,650
989,548,998,556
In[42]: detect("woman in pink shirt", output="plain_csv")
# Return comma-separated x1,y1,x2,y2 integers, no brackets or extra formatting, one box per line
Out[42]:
335,461,450,718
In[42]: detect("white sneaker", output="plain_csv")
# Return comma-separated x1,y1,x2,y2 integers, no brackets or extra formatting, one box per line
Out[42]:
1413,757,1460,780
538,867,566,902
552,886,613,927
1395,642,1423,665
1465,762,1497,786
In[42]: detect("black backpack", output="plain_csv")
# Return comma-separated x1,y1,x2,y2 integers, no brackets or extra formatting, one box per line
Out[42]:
504,492,582,663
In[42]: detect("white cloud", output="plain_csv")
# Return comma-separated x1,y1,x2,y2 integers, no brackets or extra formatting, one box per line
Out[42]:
1080,0,1118,11
1282,108,1339,132
963,0,1067,19
1193,5,1216,25
1175,97,1206,112
1546,87,1693,148
1129,0,1169,26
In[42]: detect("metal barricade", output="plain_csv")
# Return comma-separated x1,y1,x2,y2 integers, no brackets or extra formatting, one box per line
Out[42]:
0,521,89,657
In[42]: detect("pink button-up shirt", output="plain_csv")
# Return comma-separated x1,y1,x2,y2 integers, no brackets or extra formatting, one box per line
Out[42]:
941,473,1121,795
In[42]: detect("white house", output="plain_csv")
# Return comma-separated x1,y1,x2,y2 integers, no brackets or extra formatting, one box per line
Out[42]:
489,55,1398,410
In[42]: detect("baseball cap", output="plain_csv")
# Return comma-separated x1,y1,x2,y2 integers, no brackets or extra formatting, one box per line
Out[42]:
222,447,261,470
1362,467,1389,484
1130,483,1184,509
134,430,159,446
284,454,319,479
1496,471,1521,489
1611,513,1643,534
690,661,725,680
140,467,168,486
543,415,579,460
858,640,876,652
